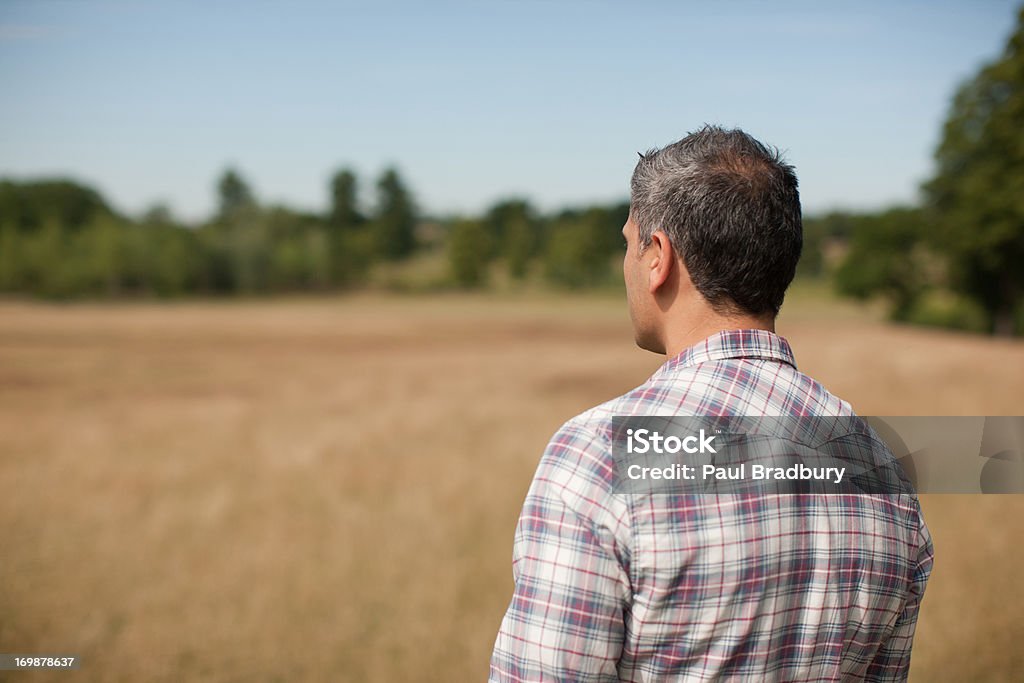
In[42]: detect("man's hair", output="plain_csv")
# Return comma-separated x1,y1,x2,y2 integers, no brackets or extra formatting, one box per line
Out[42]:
630,125,802,317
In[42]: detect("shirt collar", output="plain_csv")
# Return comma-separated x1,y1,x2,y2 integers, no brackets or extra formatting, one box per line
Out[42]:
651,329,797,381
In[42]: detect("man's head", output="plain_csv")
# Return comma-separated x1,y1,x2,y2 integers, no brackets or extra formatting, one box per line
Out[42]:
623,125,802,354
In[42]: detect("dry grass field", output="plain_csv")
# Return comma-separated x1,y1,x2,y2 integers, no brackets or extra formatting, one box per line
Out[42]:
1,288,1023,681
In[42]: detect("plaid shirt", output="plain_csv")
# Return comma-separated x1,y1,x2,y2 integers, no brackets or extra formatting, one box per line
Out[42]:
490,329,933,682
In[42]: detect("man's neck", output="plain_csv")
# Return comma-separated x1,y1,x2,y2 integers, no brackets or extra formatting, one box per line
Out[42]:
661,309,776,360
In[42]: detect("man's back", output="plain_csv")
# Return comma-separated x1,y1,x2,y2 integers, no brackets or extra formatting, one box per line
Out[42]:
490,330,933,682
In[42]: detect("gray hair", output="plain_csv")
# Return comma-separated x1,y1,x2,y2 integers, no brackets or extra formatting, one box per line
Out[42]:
629,125,803,316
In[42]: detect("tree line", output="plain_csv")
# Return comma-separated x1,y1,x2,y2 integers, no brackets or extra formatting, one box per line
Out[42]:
0,167,415,298
0,163,1018,334
0,170,629,298
0,8,1021,335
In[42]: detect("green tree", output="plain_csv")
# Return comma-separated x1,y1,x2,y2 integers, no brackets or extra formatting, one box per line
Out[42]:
924,7,1024,336
448,219,492,288
799,211,860,279
150,226,201,296
137,204,198,296
328,169,364,231
326,169,369,286
21,220,73,297
797,215,826,279
543,216,617,289
583,203,630,257
83,216,127,296
141,203,175,226
0,223,24,290
0,179,114,232
834,208,931,321
216,168,255,219
205,169,268,293
486,199,540,278
262,206,328,290
504,216,535,280
371,168,417,260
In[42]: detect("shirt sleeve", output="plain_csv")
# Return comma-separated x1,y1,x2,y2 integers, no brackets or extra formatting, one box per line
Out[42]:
489,421,632,682
863,507,935,682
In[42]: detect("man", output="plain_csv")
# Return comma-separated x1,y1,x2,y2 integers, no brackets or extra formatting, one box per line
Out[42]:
489,126,933,682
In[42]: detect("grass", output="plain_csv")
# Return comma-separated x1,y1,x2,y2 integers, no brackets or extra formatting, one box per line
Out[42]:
0,291,1022,681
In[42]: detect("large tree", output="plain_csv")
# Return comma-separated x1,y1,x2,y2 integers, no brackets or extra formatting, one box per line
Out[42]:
0,179,114,231
216,168,255,219
925,7,1024,336
486,198,539,278
371,168,417,260
833,208,930,321
209,168,266,292
325,168,368,286
328,168,364,231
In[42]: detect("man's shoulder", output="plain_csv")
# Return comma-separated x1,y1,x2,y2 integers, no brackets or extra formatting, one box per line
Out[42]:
541,375,685,474
543,358,860,475
555,380,663,445
534,382,661,487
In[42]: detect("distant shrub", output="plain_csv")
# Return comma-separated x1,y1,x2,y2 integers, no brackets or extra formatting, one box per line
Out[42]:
543,220,616,289
906,293,989,333
447,220,492,288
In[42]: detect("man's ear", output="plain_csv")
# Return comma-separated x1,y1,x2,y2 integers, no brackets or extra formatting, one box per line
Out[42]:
647,230,675,294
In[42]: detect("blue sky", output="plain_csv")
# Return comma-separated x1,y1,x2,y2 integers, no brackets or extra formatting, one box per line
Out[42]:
0,1,1019,221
